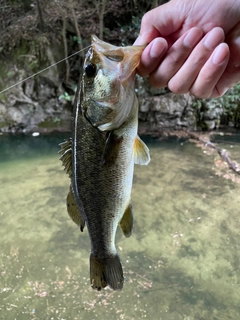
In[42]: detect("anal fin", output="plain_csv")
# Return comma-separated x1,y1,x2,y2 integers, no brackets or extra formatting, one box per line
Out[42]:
67,185,85,232
119,202,134,238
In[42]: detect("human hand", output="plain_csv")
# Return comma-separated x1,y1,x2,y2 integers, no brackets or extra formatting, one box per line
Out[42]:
135,0,240,98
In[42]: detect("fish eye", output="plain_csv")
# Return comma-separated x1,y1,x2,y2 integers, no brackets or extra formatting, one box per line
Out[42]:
85,63,96,77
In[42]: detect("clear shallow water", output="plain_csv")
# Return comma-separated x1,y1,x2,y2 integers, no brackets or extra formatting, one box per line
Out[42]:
1,133,240,320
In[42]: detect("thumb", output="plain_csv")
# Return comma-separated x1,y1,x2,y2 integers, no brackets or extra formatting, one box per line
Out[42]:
135,2,184,45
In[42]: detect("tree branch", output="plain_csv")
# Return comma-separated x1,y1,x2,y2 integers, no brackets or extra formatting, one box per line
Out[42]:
188,132,240,175
70,0,84,58
62,16,70,83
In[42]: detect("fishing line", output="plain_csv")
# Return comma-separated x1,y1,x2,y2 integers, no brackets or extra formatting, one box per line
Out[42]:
0,45,91,95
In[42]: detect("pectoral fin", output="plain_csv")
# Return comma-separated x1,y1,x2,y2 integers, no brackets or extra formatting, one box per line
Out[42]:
59,139,72,178
119,202,134,238
134,136,150,165
67,186,85,232
102,132,123,165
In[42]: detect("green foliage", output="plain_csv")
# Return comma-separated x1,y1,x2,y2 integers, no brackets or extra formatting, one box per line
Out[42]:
0,110,15,128
212,83,240,127
119,15,141,45
59,92,72,101
38,118,62,128
7,0,32,11
194,83,240,128
6,70,15,78
222,83,240,107
53,116,61,124
73,36,82,44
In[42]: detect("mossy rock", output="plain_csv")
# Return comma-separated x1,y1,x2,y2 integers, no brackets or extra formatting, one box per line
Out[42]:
38,118,62,128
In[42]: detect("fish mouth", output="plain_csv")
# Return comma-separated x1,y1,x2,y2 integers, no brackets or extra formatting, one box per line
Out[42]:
81,36,144,132
90,35,145,84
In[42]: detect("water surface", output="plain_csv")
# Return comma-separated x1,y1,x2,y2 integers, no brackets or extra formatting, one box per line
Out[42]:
1,133,240,320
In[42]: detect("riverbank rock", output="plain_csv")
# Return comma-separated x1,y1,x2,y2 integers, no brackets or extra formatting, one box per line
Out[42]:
0,76,71,133
138,92,196,133
1,65,239,134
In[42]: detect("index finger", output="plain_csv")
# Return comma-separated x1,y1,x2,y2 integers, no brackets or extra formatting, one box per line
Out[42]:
135,37,168,78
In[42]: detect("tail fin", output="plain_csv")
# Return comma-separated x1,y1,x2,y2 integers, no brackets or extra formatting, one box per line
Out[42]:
90,253,124,291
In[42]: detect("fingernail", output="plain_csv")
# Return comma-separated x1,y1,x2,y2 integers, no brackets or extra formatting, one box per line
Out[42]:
134,35,149,46
204,28,224,50
150,39,167,58
150,41,160,58
184,28,203,48
134,36,141,45
212,44,229,65
220,88,229,96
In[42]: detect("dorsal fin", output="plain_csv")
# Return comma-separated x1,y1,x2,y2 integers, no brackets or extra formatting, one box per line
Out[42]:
59,139,72,178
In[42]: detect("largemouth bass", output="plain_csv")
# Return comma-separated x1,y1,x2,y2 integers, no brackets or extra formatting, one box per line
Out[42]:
59,35,150,291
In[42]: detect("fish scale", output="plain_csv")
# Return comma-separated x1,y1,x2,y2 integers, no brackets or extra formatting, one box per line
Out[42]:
59,35,150,291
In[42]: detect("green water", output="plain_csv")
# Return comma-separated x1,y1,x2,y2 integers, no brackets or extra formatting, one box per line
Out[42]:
1,133,240,320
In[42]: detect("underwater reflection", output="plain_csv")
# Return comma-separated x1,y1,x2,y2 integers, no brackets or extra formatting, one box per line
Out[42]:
1,133,240,320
